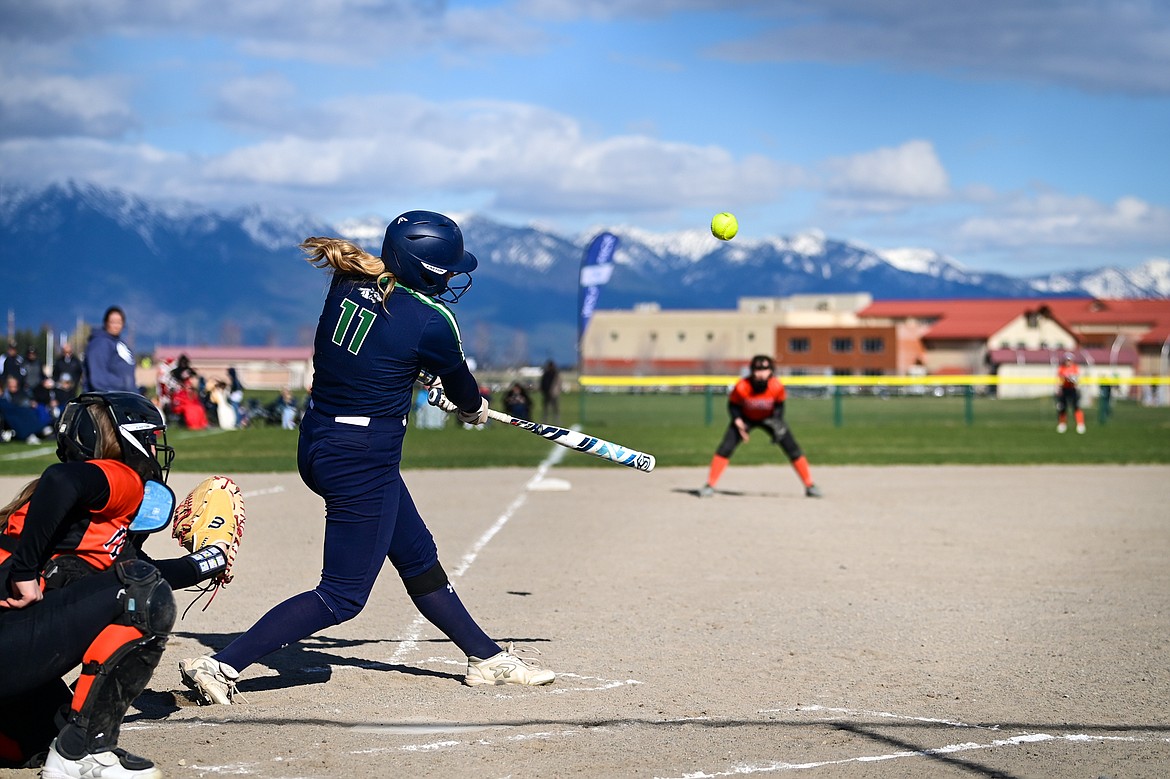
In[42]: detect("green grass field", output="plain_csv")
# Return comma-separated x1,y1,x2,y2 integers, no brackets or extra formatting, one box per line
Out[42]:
2,392,1166,475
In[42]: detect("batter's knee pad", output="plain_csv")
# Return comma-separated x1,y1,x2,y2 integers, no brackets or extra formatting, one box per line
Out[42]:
402,562,449,597
63,561,175,754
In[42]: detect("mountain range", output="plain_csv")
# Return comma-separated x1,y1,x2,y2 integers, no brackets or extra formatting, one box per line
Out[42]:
2,182,1168,366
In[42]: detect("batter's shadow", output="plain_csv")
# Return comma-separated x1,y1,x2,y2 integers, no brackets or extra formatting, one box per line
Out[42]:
165,630,551,701
673,487,788,499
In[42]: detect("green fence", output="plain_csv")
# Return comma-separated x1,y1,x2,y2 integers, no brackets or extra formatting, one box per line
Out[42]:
576,374,1170,429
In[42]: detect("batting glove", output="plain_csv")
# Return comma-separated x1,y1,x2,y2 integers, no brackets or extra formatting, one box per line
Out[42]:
427,384,459,412
457,397,490,426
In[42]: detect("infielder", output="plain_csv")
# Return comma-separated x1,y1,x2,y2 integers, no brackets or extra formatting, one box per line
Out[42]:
180,210,554,706
699,355,822,498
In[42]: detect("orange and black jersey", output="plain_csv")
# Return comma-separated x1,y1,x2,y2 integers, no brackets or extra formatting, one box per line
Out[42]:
1058,363,1080,391
0,460,144,585
728,376,787,423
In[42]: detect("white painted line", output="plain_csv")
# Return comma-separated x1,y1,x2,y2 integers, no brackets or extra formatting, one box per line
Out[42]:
656,707,1170,778
656,732,1170,777
388,440,569,664
527,477,572,491
0,445,55,461
777,704,995,730
241,485,286,498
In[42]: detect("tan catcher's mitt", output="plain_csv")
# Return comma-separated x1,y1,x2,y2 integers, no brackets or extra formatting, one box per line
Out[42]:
172,475,246,586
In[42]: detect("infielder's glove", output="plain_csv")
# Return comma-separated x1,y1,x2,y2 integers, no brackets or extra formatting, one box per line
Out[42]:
173,475,246,586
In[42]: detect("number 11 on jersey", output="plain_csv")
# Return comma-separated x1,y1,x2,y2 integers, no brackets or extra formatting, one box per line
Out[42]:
333,299,376,354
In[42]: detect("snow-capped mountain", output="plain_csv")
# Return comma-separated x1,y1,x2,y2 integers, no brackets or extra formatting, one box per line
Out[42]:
1,182,1165,365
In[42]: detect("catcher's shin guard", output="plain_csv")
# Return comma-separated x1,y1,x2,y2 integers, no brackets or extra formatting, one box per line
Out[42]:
58,561,176,756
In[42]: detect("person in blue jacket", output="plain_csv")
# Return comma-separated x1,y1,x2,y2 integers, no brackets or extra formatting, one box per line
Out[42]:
83,307,136,393
179,211,555,704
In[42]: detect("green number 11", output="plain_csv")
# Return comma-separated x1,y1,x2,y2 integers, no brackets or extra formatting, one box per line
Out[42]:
332,299,377,354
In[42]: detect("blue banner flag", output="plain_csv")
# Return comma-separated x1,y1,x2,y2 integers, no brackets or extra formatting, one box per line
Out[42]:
577,232,619,354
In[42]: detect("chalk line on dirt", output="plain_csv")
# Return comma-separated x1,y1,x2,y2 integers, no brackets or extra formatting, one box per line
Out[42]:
388,440,569,663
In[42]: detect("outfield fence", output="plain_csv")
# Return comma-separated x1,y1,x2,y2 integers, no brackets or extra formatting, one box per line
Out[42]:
576,374,1170,427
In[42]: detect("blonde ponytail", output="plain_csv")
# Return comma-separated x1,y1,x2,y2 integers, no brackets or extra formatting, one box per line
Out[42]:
301,237,396,305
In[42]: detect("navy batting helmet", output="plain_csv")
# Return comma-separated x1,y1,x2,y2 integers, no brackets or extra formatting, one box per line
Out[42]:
381,210,478,303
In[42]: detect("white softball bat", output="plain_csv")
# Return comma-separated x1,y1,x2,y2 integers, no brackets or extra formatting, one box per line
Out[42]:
426,385,655,473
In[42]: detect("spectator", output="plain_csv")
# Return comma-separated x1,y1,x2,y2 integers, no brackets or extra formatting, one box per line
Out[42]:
2,376,32,407
53,342,83,396
539,359,561,424
83,306,136,393
170,371,208,430
226,367,245,423
274,388,299,429
54,374,78,404
23,347,44,387
30,375,63,427
171,354,197,387
210,379,237,430
504,382,532,419
0,342,26,391
0,376,49,444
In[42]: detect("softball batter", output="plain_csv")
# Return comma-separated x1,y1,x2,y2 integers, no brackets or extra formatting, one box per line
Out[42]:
180,210,554,705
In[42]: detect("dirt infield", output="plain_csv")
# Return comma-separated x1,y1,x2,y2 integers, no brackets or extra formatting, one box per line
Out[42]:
3,464,1168,778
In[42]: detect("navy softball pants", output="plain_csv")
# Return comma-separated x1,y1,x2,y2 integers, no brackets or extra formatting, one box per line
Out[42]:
214,408,443,673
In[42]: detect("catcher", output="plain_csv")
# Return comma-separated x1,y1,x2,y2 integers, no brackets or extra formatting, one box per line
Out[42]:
0,392,245,776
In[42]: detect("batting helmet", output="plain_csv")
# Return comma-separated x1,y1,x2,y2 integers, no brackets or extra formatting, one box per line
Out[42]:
381,210,478,303
57,392,174,483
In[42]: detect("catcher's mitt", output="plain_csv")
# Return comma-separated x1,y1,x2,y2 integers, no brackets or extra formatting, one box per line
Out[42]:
173,475,245,586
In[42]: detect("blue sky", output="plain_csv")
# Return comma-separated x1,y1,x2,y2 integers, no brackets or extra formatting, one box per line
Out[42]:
2,0,1168,275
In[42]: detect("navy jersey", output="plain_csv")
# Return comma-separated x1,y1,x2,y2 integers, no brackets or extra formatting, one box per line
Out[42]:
309,275,475,418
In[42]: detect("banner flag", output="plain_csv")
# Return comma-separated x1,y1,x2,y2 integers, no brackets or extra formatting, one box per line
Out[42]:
577,232,619,355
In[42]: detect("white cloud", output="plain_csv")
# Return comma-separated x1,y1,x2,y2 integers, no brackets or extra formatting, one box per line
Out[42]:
956,192,1170,250
822,139,950,199
0,0,549,64
2,95,794,217
711,0,1170,95
0,71,136,139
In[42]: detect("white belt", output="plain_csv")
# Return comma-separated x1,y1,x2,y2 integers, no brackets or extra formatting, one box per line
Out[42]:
335,416,371,427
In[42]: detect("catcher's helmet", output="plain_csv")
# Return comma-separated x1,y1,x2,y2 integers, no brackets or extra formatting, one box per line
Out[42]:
381,210,478,303
57,392,174,483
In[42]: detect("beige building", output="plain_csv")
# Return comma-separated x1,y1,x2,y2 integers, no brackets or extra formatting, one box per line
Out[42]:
582,293,873,375
142,346,314,391
582,295,1168,402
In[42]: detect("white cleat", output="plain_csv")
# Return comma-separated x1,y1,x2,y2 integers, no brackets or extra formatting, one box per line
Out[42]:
465,642,555,687
42,739,161,779
179,655,242,705
1056,423,1067,433
1076,423,1086,434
